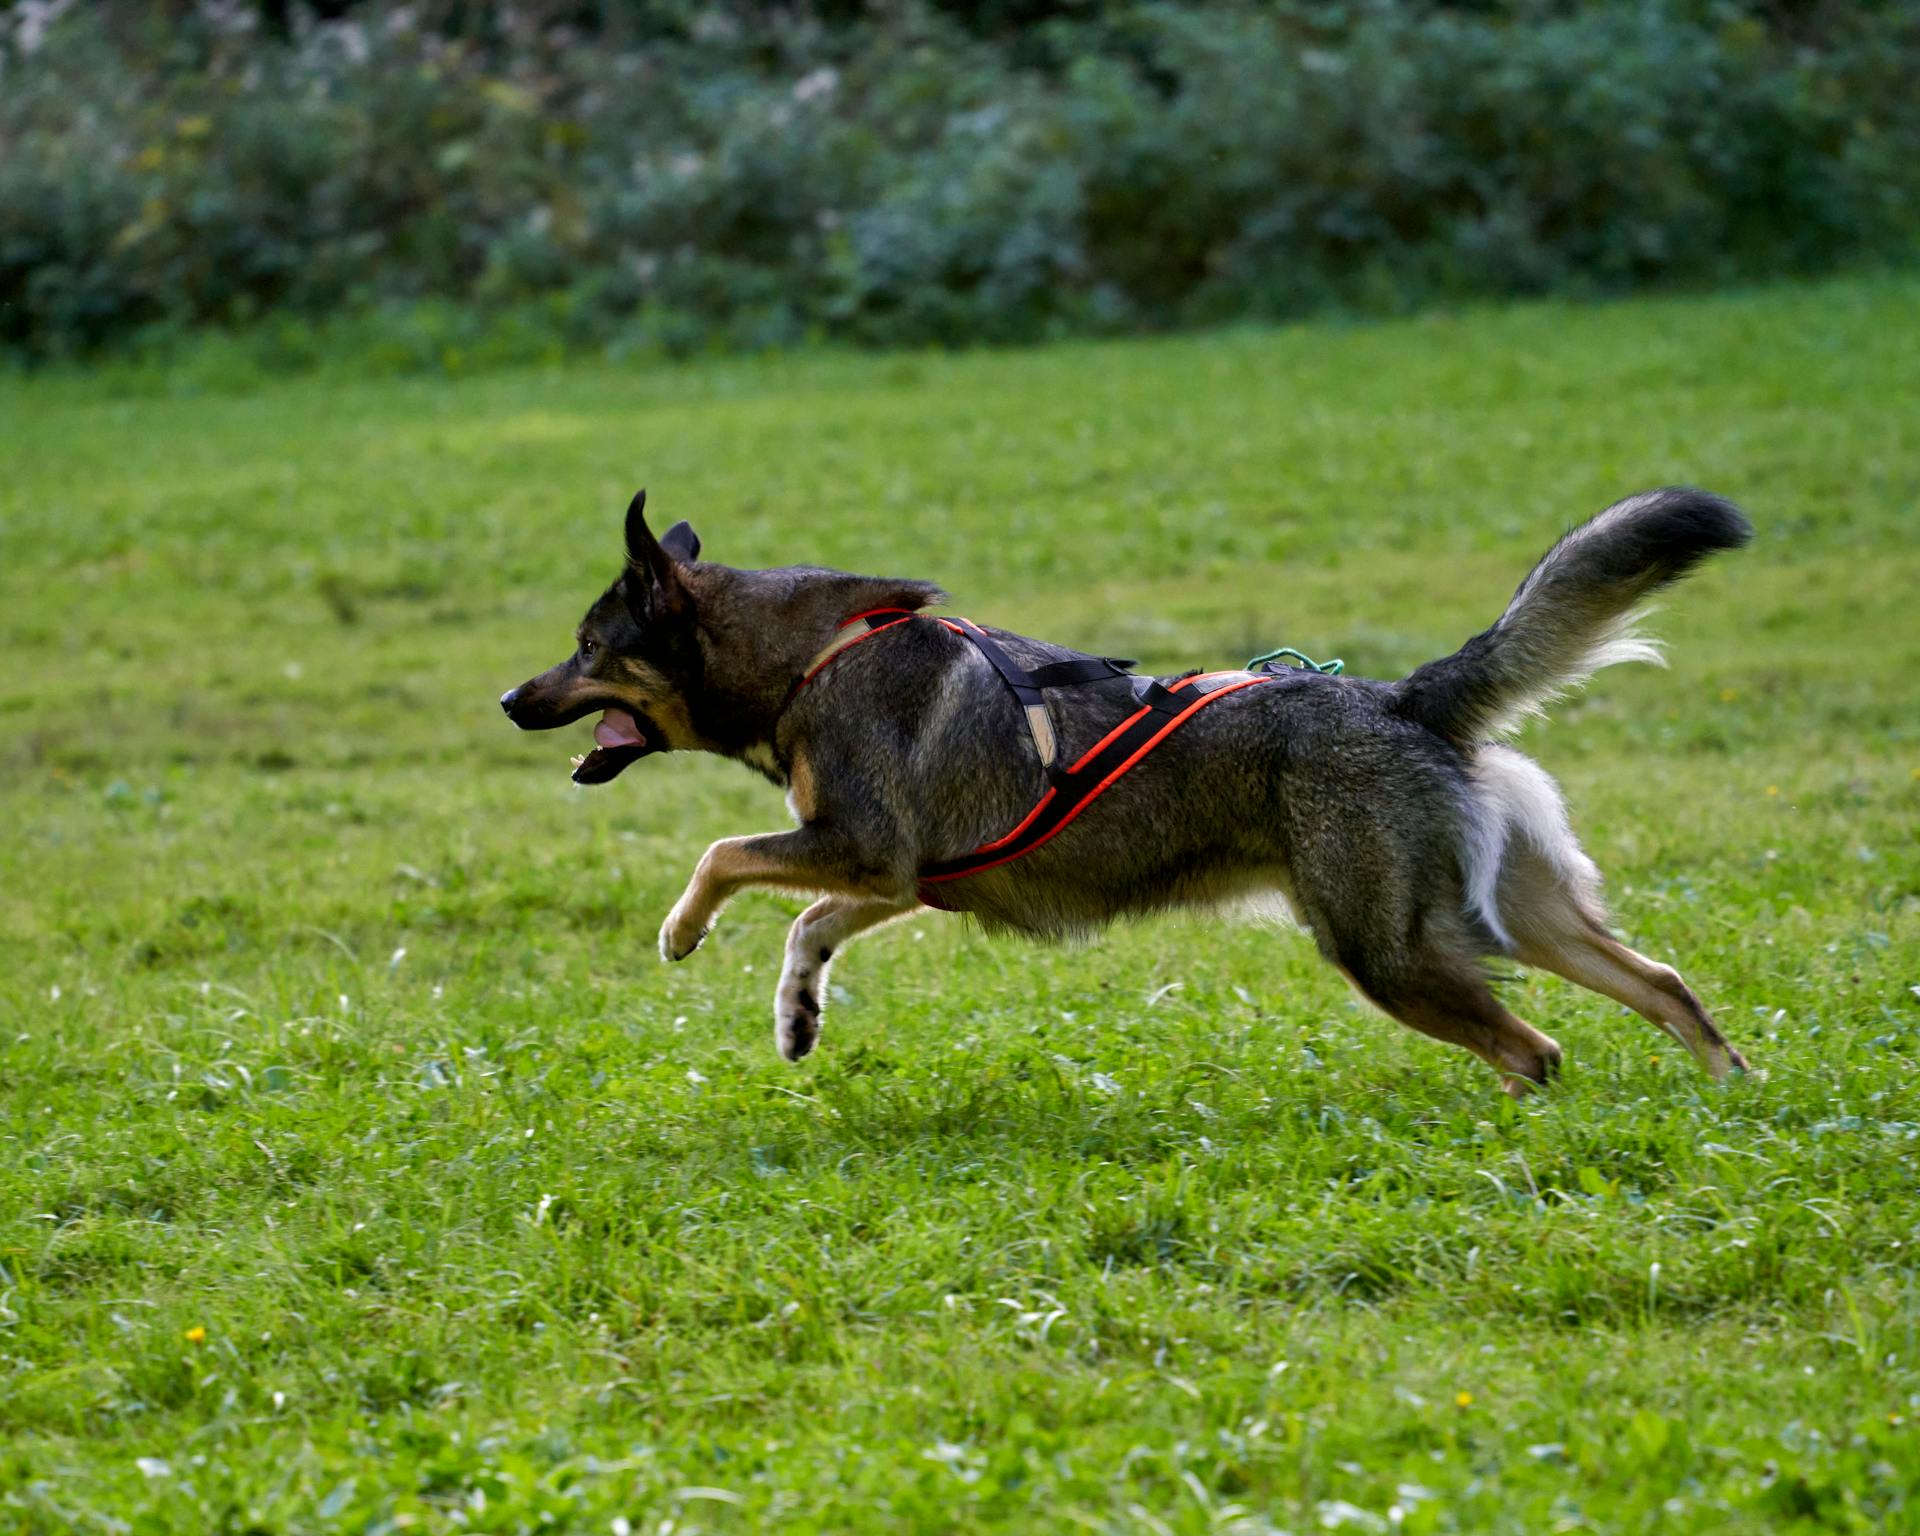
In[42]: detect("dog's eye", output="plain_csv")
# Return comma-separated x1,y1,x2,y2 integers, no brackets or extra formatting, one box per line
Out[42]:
579,638,598,660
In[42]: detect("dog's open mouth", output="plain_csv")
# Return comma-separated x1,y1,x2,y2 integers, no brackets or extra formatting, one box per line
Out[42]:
571,707,657,785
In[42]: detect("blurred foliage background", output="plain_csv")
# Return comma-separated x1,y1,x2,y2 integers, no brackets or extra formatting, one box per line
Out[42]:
4,0,1918,369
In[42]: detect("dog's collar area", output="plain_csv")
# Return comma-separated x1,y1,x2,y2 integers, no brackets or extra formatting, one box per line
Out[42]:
769,608,927,747
778,607,1275,903
795,609,919,689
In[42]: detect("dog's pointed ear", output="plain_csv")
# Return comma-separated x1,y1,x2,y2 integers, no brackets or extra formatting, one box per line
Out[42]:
623,489,690,620
660,520,701,563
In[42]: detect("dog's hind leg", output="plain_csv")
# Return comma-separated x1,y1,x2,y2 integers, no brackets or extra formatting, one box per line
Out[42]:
774,894,918,1061
1351,955,1564,1099
1520,921,1746,1080
1497,845,1747,1079
1288,797,1560,1096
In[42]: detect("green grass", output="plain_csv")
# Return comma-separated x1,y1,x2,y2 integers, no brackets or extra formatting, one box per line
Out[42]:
3,275,1919,1534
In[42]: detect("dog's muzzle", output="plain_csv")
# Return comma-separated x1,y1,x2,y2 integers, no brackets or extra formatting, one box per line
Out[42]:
500,682,660,784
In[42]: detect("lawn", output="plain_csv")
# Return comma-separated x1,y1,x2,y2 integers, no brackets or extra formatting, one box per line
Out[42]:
2,276,1918,1534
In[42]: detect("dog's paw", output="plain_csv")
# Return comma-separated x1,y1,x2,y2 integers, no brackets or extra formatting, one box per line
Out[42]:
659,908,710,963
775,984,822,1062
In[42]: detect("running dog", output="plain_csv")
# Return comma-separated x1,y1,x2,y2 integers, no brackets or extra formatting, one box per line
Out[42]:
501,487,1752,1095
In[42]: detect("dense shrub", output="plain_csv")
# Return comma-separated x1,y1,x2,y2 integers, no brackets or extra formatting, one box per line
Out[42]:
2,0,1917,363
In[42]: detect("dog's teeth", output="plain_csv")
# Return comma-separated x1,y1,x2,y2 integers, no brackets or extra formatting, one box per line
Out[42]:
571,755,585,768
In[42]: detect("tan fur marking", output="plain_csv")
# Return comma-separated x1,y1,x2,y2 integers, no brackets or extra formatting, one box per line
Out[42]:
660,833,898,961
695,836,871,898
1518,928,1744,1079
787,747,819,822
1496,847,1745,1078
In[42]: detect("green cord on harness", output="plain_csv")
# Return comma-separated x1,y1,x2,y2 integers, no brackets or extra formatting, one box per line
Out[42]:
1246,644,1344,676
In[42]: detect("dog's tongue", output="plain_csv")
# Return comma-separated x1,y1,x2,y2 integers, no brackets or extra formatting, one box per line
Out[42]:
593,708,646,750
572,708,653,786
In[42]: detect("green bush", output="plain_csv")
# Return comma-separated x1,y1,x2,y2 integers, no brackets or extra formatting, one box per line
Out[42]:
3,0,1917,364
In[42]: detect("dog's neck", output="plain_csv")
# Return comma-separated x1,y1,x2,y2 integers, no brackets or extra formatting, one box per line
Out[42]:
681,564,944,781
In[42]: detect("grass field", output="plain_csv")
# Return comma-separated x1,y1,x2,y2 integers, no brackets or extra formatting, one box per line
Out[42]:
3,275,1919,1534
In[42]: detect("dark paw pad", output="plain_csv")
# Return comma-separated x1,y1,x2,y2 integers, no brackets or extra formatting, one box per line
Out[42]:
780,998,821,1062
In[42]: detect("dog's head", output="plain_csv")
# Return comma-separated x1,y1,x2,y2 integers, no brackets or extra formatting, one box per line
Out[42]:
499,489,704,785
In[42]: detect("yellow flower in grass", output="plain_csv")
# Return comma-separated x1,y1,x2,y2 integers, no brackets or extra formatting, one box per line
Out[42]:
1455,1391,1474,1409
184,1326,206,1344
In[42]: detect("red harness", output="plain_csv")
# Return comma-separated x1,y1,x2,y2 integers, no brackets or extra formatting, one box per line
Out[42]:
784,610,1272,906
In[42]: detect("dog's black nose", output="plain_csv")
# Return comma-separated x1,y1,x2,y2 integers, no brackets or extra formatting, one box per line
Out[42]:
499,686,522,716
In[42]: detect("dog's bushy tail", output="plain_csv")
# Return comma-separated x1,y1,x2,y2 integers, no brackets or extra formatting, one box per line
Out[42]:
1392,488,1752,744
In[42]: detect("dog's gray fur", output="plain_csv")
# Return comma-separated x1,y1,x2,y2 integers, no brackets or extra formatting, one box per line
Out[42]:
503,487,1753,1094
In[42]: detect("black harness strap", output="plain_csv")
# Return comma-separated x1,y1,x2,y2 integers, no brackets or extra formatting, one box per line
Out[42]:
955,620,1050,713
951,618,1130,773
1025,656,1136,689
1130,674,1193,713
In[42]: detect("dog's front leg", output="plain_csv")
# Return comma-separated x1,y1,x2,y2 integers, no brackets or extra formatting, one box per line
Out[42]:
659,827,907,962
774,894,918,1061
